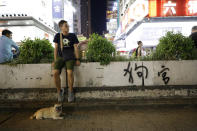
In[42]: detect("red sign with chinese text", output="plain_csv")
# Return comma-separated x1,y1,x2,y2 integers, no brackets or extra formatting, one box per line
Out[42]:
149,0,197,17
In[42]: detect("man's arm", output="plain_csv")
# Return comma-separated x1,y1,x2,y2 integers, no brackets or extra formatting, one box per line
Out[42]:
74,44,80,59
54,43,58,62
10,40,19,55
74,44,80,66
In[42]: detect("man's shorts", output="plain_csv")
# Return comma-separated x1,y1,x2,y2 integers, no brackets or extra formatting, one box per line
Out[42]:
54,57,75,71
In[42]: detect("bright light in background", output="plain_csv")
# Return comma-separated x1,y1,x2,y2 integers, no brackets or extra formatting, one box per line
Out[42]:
188,0,197,14
63,0,77,33
0,0,26,14
113,2,118,11
54,0,77,32
114,2,117,7
113,6,117,11
66,1,76,13
116,0,197,52
148,0,197,17
149,0,157,17
109,19,116,23
71,5,76,13
25,21,30,25
0,0,54,43
163,1,176,15
54,5,61,13
0,0,53,25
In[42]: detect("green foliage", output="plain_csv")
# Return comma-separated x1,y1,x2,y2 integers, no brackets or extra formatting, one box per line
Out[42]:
152,31,195,60
17,38,54,64
112,56,129,61
86,33,116,65
111,55,154,62
77,36,87,42
191,48,197,60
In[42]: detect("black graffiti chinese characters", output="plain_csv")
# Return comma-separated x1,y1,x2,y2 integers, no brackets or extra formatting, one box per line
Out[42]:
123,62,133,83
123,62,148,86
158,65,170,85
134,63,148,86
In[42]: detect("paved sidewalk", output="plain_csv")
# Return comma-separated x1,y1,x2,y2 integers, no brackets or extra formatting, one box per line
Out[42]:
0,106,197,131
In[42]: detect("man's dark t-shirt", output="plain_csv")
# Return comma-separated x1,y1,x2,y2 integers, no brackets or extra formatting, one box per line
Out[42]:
189,32,197,48
53,33,79,61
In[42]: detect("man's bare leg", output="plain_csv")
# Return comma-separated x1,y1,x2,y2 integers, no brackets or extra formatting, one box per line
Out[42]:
67,69,75,102
67,70,74,91
53,69,61,93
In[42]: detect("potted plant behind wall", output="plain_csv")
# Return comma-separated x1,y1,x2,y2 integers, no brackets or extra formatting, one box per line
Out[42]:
152,31,196,60
86,33,116,65
16,38,54,64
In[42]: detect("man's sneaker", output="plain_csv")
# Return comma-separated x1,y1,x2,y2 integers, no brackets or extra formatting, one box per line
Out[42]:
58,88,64,102
68,90,75,103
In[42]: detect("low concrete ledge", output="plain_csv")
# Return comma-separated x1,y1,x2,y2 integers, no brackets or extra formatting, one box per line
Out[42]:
0,85,197,101
1,98,197,110
0,86,197,109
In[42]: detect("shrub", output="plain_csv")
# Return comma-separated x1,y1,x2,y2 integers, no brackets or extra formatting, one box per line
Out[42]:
152,31,195,60
112,56,129,61
17,38,54,64
191,48,197,60
86,34,116,65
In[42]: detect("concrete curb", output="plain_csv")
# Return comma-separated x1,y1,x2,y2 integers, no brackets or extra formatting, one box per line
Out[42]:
0,85,197,101
0,98,197,110
0,85,197,109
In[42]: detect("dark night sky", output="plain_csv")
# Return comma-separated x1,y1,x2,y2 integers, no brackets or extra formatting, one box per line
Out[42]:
91,0,107,35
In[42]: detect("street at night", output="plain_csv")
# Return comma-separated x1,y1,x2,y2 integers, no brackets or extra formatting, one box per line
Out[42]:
1,0,197,131
1,106,197,131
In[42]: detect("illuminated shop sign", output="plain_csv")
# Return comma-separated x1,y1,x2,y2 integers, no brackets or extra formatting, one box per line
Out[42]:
149,0,197,17
107,10,118,19
187,0,197,15
163,1,176,15
121,0,148,32
52,0,64,19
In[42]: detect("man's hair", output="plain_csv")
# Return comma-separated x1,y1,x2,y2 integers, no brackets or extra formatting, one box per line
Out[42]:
2,29,12,36
58,20,67,28
137,41,142,45
192,26,197,31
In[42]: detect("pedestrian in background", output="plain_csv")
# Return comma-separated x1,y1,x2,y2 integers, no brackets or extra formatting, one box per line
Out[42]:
135,41,143,58
189,26,197,48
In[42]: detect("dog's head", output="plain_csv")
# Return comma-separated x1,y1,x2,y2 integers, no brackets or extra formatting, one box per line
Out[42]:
54,103,62,113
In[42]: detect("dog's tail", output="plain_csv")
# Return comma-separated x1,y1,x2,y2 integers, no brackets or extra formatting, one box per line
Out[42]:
30,113,36,119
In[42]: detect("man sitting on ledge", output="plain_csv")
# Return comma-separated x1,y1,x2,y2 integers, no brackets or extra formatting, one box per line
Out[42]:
53,20,80,103
0,29,19,63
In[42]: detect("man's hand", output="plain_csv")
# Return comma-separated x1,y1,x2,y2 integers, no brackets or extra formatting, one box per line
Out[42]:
75,60,80,66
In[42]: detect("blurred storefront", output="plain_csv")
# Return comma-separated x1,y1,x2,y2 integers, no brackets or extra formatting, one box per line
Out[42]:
0,0,56,44
0,17,56,45
115,0,197,51
0,0,80,46
106,0,118,41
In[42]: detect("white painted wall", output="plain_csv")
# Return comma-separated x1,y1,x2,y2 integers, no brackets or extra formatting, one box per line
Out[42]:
0,61,197,89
